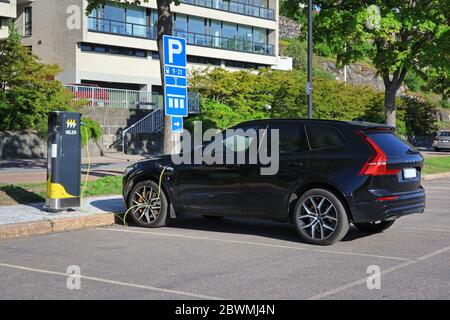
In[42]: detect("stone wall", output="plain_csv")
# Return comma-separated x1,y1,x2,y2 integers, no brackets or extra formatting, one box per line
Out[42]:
279,16,302,39
0,107,162,159
0,131,47,159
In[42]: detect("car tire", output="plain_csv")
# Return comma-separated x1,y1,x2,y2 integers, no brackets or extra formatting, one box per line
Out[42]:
354,220,395,233
202,215,223,220
434,147,440,152
127,180,168,228
293,188,350,246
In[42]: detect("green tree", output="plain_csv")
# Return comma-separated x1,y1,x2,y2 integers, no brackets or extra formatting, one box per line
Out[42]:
0,22,76,135
87,0,180,154
279,1,449,129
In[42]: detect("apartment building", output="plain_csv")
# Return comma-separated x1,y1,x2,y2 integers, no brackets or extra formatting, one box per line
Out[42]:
12,0,281,93
0,0,17,38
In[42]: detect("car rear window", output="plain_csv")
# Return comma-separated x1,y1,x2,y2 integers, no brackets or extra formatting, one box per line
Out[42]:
306,125,345,150
367,132,415,156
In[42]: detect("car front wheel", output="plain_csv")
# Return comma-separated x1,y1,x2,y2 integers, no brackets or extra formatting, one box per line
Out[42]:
127,180,168,228
293,188,350,246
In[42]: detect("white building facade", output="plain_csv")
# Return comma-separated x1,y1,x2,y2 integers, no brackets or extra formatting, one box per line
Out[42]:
10,0,280,93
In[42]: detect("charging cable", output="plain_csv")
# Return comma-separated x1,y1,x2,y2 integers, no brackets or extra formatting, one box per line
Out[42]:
80,125,90,203
120,167,167,227
79,121,168,226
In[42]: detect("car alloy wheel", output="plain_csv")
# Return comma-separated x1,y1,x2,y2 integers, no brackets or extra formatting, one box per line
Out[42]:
298,195,338,241
131,185,162,224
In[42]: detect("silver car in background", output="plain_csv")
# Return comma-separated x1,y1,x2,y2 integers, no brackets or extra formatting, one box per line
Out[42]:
433,131,450,151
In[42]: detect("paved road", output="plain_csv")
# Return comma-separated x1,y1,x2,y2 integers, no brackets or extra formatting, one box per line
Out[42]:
0,178,449,300
0,155,144,183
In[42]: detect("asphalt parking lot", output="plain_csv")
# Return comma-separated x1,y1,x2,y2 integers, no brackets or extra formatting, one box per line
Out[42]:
0,178,449,300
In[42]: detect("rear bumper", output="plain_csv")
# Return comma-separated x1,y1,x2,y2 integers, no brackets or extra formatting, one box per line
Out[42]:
351,188,426,223
433,142,450,149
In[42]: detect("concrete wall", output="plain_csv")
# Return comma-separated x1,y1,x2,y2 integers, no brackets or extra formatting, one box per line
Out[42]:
0,131,46,159
0,0,17,19
18,0,83,84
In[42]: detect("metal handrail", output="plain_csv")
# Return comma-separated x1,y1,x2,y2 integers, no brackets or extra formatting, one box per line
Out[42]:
121,108,164,152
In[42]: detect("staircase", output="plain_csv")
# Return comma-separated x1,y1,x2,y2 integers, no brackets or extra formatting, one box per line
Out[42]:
108,92,200,154
110,108,164,153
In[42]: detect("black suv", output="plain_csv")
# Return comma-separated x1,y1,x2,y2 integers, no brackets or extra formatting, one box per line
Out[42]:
123,119,425,245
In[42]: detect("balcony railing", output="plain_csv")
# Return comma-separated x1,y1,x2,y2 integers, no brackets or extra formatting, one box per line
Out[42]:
173,30,274,56
88,16,274,56
65,84,201,113
65,84,162,109
179,0,275,20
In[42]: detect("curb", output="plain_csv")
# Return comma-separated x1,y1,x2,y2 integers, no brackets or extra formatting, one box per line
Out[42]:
0,213,115,241
423,172,450,181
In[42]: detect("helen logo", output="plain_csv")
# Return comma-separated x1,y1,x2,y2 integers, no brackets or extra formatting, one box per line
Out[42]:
65,119,77,135
66,119,77,129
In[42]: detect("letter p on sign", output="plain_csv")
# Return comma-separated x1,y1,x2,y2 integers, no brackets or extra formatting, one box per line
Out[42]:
168,39,182,64
163,35,186,67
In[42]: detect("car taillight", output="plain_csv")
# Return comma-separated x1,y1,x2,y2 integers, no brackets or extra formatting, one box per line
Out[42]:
357,131,400,176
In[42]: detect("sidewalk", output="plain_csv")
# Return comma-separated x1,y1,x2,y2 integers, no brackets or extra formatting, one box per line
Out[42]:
0,195,124,240
0,154,145,184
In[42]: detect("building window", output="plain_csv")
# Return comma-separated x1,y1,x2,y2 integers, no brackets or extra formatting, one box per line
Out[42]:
24,7,32,36
80,43,147,58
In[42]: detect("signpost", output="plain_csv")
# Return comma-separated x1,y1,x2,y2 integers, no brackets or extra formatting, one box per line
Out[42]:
163,36,188,130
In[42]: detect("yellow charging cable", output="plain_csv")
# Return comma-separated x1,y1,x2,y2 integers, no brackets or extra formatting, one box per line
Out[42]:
79,124,166,226
120,167,167,227
80,126,91,203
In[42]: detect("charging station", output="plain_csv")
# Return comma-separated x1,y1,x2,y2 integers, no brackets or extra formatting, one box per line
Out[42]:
45,111,82,212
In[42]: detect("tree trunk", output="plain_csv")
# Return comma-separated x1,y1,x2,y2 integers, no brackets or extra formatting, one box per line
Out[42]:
385,87,396,128
156,0,174,155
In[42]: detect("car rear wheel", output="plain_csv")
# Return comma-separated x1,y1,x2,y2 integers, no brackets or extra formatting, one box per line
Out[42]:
293,188,350,246
127,180,168,228
354,220,395,233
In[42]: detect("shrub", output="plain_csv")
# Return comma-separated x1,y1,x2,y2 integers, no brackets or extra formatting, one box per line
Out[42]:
402,96,438,136
80,117,103,146
188,68,406,130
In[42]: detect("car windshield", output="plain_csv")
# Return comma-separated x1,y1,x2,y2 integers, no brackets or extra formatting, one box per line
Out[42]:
439,132,450,137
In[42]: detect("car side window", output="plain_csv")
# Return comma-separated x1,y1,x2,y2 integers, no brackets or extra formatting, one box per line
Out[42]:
306,125,345,150
223,125,265,153
269,122,307,154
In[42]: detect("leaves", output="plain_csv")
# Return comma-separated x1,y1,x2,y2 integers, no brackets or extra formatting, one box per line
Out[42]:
0,22,78,135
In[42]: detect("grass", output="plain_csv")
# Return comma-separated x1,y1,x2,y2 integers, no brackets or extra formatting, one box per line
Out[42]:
0,175,123,206
423,156,450,175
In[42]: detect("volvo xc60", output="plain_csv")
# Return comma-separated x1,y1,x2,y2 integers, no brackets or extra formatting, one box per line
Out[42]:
123,119,425,245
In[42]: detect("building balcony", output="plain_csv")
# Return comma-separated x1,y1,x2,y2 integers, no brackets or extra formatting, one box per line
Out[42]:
88,16,275,56
179,0,275,20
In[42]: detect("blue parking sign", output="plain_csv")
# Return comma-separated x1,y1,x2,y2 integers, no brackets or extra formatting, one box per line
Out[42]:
171,116,183,133
163,35,188,121
165,86,188,117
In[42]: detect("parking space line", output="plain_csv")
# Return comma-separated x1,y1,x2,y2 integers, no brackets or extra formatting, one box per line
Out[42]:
98,227,411,262
425,197,450,201
306,246,450,300
0,262,225,300
426,209,450,214
398,226,450,233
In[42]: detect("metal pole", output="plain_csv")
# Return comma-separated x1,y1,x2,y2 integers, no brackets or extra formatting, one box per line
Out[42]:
306,0,313,119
